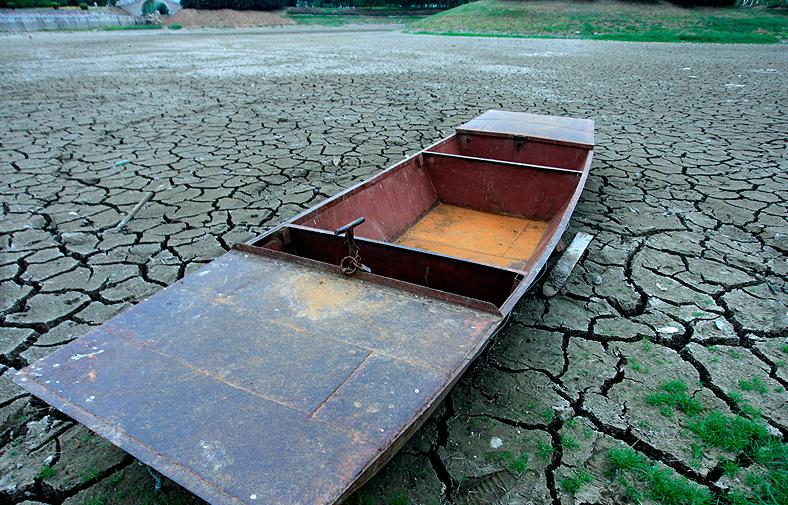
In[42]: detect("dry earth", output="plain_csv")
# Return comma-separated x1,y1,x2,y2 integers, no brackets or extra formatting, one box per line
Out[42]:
0,28,786,505
163,9,293,28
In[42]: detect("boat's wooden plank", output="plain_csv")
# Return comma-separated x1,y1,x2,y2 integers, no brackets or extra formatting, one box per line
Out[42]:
15,249,502,505
458,110,594,148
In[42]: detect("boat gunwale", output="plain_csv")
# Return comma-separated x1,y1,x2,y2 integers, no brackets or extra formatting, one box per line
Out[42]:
420,150,585,175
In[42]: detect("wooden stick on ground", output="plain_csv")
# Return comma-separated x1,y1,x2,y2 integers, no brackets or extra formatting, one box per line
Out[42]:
115,192,154,231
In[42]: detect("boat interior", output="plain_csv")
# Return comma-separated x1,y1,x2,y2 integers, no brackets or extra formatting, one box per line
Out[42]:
250,124,593,311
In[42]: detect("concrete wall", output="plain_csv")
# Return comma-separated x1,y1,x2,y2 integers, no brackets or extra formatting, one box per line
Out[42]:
0,10,141,31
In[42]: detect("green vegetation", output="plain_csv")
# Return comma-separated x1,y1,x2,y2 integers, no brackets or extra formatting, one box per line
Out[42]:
537,441,554,460
638,378,787,505
81,466,102,485
559,468,593,494
541,408,555,423
688,410,769,453
509,452,529,473
169,23,182,29
142,0,169,14
608,447,713,504
645,380,703,417
561,434,580,451
484,449,514,463
288,13,420,25
484,449,530,473
738,376,768,395
410,0,788,44
721,458,740,476
630,357,651,374
39,464,56,480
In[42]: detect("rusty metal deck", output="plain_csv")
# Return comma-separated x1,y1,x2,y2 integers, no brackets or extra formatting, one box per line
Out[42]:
16,249,502,504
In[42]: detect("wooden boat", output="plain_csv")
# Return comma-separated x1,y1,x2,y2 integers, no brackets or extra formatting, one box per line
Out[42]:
15,110,594,505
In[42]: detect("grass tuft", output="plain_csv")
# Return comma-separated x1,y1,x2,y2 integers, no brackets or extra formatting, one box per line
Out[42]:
738,376,768,395
645,380,703,417
560,434,580,452
38,464,55,480
537,441,554,460
559,468,592,494
509,453,529,474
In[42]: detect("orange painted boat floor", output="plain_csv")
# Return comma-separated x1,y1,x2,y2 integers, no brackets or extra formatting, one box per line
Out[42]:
395,204,548,270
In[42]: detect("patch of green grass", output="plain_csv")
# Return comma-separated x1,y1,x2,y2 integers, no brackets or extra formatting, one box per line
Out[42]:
642,337,654,353
559,468,592,494
509,453,529,474
688,410,769,454
537,441,554,460
484,449,530,474
645,380,703,417
561,434,580,452
738,376,768,395
721,458,740,476
410,0,788,44
728,390,763,419
107,470,124,485
484,449,514,464
629,357,650,374
565,417,578,428
39,464,55,480
389,495,409,505
608,447,713,505
168,23,182,30
541,409,554,423
689,443,703,469
103,24,162,31
81,466,101,484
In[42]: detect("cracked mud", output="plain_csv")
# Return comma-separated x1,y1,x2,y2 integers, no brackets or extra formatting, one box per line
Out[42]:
1,29,786,505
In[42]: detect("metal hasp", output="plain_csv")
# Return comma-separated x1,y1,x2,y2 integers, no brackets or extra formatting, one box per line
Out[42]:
15,110,594,505
334,217,368,275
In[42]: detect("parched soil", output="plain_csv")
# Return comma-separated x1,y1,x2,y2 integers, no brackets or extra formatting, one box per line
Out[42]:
164,8,293,28
0,29,786,505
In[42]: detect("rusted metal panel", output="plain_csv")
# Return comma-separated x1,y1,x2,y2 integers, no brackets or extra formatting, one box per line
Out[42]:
16,249,502,505
295,157,437,243
457,109,595,148
422,152,581,222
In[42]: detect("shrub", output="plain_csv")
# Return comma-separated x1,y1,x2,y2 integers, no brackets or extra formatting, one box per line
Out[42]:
50,1,59,7
79,2,88,7
169,22,182,28
141,0,169,14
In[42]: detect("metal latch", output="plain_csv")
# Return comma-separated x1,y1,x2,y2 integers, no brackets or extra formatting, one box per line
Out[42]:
334,217,371,275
